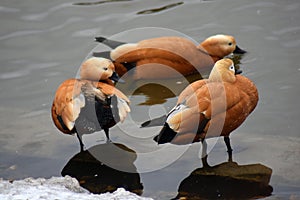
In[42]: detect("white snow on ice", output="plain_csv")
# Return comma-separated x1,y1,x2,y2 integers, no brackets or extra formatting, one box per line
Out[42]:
0,176,153,200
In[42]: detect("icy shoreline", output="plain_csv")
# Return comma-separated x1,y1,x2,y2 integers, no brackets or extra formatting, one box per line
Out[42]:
0,176,153,200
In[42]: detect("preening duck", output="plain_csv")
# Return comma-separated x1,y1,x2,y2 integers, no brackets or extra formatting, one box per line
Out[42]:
153,58,258,163
94,34,246,79
51,57,130,151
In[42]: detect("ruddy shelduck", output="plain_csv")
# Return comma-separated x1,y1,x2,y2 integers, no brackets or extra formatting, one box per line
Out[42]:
153,58,258,163
94,35,246,79
51,57,130,151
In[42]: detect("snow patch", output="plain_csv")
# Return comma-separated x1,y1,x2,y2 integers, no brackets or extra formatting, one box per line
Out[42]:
0,176,153,200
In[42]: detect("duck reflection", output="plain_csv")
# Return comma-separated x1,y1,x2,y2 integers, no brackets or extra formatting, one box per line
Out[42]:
61,143,143,195
115,72,203,106
133,83,179,105
174,161,273,200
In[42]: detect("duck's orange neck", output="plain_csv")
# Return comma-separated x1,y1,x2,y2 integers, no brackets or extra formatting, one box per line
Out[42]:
210,55,222,63
197,45,221,63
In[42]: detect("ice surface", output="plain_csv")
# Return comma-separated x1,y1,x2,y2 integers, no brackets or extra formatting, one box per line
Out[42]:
0,176,153,200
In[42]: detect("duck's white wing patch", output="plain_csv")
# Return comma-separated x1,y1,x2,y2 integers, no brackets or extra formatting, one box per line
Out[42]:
117,97,131,122
166,104,188,130
73,93,85,118
110,43,138,60
167,104,187,121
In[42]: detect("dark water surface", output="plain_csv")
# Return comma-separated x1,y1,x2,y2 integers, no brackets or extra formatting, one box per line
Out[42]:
0,0,300,199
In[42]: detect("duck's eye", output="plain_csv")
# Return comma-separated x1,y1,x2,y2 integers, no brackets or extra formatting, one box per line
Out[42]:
229,65,235,72
228,42,232,46
103,67,108,71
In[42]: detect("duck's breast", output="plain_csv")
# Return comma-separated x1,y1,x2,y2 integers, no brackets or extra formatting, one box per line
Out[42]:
205,77,258,138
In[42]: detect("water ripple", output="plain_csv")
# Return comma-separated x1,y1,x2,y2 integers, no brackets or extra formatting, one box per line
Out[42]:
0,6,20,13
0,70,30,80
20,109,48,118
21,3,73,21
241,25,264,32
284,3,300,11
272,26,300,35
232,2,277,11
28,62,60,70
0,17,82,41
72,28,101,37
283,40,300,48
93,13,128,22
0,62,59,80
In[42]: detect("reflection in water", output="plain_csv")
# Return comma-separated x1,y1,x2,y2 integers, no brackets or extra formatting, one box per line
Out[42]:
230,54,244,71
116,70,204,106
61,143,143,195
133,83,178,105
73,0,132,6
137,2,184,15
174,161,273,200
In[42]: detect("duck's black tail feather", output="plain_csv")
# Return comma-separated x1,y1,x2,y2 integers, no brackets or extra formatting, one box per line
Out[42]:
140,115,167,128
154,123,177,144
92,51,111,59
95,37,126,49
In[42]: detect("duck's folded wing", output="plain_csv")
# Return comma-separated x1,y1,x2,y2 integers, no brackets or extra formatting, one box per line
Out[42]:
52,79,86,133
184,82,241,117
177,80,207,104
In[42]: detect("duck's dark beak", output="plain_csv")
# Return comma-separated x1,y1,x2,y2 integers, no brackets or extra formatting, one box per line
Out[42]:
109,72,120,82
235,69,243,75
233,45,247,54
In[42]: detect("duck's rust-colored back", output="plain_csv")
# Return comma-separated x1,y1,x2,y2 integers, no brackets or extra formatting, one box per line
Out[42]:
52,79,130,135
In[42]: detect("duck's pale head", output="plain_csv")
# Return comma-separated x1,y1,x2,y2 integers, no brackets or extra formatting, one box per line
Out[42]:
80,57,117,82
200,35,246,61
209,58,239,83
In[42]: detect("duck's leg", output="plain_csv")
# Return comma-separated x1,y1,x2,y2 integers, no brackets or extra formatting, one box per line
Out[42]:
104,128,111,143
76,133,84,152
201,138,210,167
224,136,233,162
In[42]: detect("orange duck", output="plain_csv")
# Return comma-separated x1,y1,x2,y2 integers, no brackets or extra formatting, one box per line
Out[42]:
51,57,130,151
94,35,246,79
153,58,258,163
